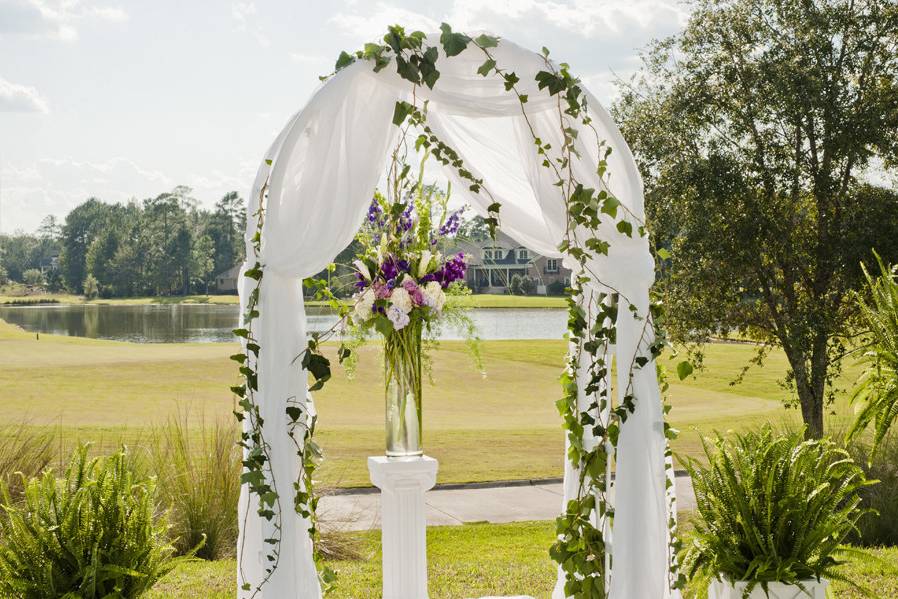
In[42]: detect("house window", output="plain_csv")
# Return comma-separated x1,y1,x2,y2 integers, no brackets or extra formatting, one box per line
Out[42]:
483,248,492,260
546,258,559,273
517,248,529,260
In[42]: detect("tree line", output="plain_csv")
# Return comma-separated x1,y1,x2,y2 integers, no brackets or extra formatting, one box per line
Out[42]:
0,187,245,298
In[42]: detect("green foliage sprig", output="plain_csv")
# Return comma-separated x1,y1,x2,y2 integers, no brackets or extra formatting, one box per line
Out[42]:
848,254,898,457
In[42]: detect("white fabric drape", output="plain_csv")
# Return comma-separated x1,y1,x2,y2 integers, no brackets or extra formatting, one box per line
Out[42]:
237,35,676,599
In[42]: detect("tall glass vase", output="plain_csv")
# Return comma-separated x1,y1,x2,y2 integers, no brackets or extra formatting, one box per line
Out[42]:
383,319,424,458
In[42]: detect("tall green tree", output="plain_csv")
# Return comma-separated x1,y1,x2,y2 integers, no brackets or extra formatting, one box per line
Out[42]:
207,191,245,277
615,0,898,436
60,199,110,292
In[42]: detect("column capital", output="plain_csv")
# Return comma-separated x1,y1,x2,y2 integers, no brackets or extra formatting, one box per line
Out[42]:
368,455,438,491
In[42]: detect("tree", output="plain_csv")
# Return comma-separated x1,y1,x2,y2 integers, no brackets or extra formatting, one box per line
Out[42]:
457,214,491,242
615,0,898,437
190,234,215,293
60,199,110,292
207,192,245,276
82,274,99,299
22,269,45,288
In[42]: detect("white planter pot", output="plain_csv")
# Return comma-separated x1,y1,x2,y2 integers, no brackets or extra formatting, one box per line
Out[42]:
708,578,828,599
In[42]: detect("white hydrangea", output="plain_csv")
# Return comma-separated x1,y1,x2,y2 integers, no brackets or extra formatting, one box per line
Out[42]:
353,288,375,323
423,281,446,311
390,286,413,314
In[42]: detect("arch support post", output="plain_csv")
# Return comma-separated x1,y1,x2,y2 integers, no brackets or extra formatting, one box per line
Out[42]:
368,456,438,599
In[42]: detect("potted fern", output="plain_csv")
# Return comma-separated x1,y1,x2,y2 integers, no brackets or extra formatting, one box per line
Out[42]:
682,426,872,599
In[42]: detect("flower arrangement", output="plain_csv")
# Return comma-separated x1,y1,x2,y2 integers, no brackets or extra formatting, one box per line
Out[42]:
350,194,466,333
345,168,477,457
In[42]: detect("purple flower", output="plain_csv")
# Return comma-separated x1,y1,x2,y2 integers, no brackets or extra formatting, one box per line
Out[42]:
367,199,382,224
402,279,425,306
422,252,467,289
439,210,462,236
354,272,368,289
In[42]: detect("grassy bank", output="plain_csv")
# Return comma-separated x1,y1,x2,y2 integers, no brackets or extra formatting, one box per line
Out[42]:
0,318,863,486
146,520,897,598
0,292,566,309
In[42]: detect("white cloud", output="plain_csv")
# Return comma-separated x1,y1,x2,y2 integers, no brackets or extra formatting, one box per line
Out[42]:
0,0,128,42
0,157,172,232
0,157,260,233
329,2,439,40
231,1,269,47
289,52,325,63
0,76,49,112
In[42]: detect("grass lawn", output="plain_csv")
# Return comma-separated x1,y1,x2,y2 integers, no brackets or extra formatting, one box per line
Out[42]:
0,317,864,487
146,521,898,598
0,291,566,309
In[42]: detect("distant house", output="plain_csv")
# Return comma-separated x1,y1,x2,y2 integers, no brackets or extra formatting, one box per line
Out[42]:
453,232,571,295
214,265,241,293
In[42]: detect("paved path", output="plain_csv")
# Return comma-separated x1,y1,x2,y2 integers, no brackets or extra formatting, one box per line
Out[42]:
319,475,695,532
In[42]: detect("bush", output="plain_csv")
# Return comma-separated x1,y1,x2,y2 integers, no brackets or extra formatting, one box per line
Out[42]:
0,445,186,598
681,426,871,593
546,280,566,296
846,433,898,547
509,274,537,295
149,415,240,560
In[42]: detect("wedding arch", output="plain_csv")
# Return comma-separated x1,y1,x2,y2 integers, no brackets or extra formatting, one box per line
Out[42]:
233,25,681,599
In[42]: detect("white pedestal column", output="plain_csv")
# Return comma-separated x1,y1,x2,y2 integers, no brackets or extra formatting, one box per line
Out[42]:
368,455,438,599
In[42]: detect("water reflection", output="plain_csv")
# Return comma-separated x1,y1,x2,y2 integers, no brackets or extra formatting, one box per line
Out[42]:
0,304,567,343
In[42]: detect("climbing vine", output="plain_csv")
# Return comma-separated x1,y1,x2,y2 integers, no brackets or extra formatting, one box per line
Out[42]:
233,22,684,598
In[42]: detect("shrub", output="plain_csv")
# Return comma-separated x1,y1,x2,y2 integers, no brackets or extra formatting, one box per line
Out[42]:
846,432,898,547
681,426,872,593
148,414,240,560
0,445,186,598
83,274,99,299
546,280,566,296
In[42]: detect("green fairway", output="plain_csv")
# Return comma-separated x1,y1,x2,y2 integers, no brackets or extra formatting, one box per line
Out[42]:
0,318,862,486
146,521,897,599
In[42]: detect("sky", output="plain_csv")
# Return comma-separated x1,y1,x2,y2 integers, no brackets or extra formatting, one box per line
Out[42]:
0,0,689,233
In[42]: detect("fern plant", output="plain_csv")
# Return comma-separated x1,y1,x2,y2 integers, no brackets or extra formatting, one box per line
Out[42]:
848,254,898,456
681,427,873,596
0,445,189,598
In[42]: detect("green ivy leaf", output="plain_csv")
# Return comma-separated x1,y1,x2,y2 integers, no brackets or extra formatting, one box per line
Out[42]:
392,100,413,126
335,51,354,71
439,23,469,57
474,34,499,48
477,59,496,77
676,360,694,380
657,247,671,260
600,196,620,218
616,221,633,237
503,72,520,91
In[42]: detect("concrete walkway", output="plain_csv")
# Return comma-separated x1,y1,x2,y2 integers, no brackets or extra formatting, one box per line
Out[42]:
319,474,695,532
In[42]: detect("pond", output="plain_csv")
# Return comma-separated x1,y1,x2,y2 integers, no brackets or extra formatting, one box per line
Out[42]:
0,304,568,343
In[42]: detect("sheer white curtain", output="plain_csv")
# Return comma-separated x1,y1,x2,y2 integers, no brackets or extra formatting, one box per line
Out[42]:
237,35,676,599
